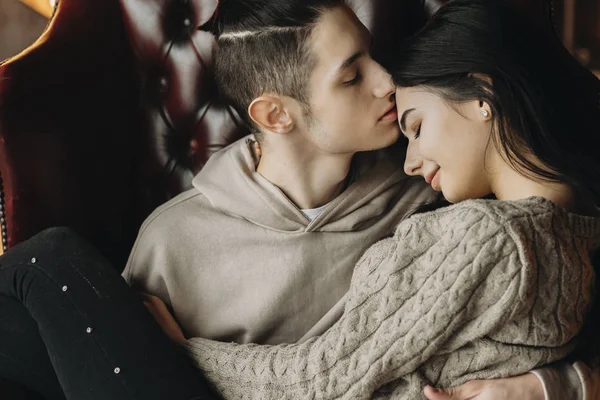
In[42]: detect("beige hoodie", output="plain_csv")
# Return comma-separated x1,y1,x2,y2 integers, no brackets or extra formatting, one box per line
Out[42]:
123,136,434,344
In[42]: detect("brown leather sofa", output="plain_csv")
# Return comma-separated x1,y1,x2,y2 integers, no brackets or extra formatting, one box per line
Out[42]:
0,0,592,398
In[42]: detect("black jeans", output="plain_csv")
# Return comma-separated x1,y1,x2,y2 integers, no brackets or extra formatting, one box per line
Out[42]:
0,227,217,400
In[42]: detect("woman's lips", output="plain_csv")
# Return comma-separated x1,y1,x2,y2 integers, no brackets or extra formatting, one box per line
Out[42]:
430,169,441,191
424,168,441,191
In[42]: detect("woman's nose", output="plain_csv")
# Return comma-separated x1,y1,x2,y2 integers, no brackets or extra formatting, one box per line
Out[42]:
404,152,423,177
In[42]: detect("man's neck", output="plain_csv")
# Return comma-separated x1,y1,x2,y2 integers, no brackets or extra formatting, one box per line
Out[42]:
256,143,354,210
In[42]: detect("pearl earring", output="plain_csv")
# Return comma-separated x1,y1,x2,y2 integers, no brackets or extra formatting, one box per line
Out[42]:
481,110,489,118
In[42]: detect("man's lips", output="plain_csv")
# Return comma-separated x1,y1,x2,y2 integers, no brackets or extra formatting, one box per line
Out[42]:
379,104,398,121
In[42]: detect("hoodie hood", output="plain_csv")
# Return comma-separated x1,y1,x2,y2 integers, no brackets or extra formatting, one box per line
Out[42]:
192,136,418,233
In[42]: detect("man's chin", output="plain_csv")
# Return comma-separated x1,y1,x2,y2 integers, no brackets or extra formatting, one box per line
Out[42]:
373,131,402,151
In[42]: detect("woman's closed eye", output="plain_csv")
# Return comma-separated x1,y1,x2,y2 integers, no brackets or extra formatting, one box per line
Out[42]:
412,123,421,139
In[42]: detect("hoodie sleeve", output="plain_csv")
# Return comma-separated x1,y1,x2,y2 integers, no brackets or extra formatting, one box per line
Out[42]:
121,216,157,287
532,362,599,400
121,231,141,284
120,201,177,306
184,205,575,400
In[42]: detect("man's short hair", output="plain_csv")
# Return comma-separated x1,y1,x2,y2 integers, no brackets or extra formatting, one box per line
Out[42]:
212,0,344,138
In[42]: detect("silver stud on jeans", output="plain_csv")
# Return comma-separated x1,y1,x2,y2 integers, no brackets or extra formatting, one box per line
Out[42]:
86,327,93,334
114,367,121,374
30,257,36,264
62,286,68,292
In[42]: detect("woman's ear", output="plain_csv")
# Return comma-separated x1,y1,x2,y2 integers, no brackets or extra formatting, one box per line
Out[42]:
479,100,492,120
248,95,294,134
468,73,494,120
462,99,492,122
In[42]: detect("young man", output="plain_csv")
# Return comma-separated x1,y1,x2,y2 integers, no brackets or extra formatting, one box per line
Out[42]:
124,0,595,398
123,0,432,345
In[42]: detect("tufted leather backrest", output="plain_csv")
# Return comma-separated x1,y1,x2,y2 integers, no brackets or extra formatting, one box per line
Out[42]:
118,0,239,221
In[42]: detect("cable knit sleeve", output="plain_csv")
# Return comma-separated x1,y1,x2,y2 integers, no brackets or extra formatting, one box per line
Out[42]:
184,203,580,399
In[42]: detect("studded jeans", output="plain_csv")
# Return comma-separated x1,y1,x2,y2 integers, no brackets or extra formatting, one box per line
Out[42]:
0,227,217,400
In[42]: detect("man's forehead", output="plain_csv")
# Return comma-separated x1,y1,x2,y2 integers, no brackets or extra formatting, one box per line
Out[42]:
310,6,370,65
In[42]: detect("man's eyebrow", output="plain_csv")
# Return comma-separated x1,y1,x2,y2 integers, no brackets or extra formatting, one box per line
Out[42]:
400,108,416,133
337,51,363,75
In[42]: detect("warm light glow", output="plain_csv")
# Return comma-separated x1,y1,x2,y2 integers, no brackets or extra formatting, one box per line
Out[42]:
19,0,54,18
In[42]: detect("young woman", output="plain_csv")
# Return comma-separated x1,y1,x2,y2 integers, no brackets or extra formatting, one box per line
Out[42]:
173,0,600,398
0,1,598,399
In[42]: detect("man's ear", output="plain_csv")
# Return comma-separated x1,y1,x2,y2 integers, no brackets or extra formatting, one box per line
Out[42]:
248,95,294,134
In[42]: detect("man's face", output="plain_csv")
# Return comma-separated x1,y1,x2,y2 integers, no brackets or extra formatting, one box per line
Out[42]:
300,6,399,155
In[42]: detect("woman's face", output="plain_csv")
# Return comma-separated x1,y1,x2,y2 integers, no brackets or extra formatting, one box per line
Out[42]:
396,87,496,203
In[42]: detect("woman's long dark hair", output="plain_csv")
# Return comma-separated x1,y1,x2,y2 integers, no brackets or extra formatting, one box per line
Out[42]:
391,0,600,206
389,0,600,365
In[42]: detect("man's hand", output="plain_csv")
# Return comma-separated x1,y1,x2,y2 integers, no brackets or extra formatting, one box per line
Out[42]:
423,373,544,400
136,292,187,345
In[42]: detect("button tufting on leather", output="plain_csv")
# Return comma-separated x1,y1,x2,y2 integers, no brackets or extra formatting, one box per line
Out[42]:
165,131,194,171
190,138,200,152
163,0,196,43
158,77,169,94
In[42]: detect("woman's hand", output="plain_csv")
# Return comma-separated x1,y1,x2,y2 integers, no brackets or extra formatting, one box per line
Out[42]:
136,292,187,345
424,373,544,400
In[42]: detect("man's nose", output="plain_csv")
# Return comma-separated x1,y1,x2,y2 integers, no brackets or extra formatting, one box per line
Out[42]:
372,65,395,99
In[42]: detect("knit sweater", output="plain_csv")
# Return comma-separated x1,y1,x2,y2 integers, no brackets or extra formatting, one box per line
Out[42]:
185,197,600,399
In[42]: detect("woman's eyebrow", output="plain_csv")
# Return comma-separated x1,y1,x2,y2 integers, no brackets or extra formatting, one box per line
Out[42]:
400,108,416,133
